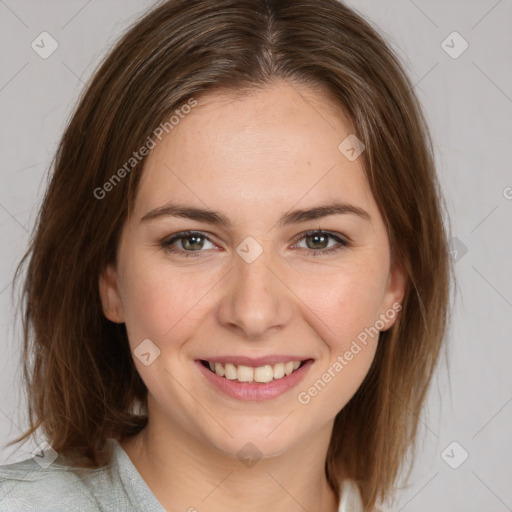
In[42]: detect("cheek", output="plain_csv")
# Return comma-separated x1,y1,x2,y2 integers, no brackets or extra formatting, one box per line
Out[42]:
294,268,384,414
299,259,388,347
119,258,208,347
118,261,211,403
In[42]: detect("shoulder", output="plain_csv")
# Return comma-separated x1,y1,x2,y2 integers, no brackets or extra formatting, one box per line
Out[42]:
0,438,165,512
0,448,116,511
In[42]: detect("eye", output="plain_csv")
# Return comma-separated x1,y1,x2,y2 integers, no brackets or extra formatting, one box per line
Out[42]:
160,229,350,258
161,231,216,256
292,229,350,256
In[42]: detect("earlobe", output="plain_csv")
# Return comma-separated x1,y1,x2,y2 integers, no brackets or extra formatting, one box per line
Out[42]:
98,263,125,323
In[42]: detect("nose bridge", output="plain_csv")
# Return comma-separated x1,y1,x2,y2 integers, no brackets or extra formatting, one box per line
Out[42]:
216,241,293,339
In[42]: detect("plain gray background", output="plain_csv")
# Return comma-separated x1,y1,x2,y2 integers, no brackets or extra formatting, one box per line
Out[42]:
0,1,511,511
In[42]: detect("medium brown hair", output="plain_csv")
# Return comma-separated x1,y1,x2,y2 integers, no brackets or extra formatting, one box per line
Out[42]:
8,0,452,509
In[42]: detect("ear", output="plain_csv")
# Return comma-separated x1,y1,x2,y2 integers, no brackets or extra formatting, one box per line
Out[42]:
379,258,407,332
99,263,125,323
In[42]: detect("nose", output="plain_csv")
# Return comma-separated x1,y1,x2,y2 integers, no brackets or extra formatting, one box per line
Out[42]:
215,247,294,340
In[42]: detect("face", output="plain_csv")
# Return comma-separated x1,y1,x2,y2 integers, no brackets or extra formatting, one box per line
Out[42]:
100,81,406,460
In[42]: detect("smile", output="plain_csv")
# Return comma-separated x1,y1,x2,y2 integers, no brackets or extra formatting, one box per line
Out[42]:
196,357,314,401
201,360,304,383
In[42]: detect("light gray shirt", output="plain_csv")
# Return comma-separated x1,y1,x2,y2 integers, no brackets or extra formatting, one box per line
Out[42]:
0,438,364,511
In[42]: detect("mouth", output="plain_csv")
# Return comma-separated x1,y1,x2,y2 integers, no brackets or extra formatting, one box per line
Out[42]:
199,359,310,384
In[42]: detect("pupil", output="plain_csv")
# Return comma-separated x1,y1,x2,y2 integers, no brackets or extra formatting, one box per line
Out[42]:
184,235,202,250
309,234,327,249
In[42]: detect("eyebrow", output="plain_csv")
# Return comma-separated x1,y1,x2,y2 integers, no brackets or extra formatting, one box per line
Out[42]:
140,200,371,226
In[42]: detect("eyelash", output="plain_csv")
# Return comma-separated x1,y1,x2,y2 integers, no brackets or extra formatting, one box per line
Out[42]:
160,229,351,258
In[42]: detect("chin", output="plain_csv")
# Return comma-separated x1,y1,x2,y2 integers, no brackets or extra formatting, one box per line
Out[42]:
198,417,306,461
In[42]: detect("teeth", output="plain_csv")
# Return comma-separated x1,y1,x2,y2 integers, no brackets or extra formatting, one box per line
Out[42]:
207,360,303,383
254,365,273,383
273,363,285,379
214,362,225,377
225,363,237,380
237,365,253,382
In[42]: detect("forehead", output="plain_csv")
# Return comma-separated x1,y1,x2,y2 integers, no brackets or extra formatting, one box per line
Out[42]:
134,81,376,222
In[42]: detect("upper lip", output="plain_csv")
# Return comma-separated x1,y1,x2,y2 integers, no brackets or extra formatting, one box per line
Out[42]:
199,355,313,367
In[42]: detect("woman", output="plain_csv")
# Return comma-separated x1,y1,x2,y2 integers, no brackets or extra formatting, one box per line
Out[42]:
0,0,451,510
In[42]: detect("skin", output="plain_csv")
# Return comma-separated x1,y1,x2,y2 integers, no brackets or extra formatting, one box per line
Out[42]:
99,80,406,511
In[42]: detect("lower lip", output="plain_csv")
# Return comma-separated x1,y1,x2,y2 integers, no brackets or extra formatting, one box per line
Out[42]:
196,360,314,401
